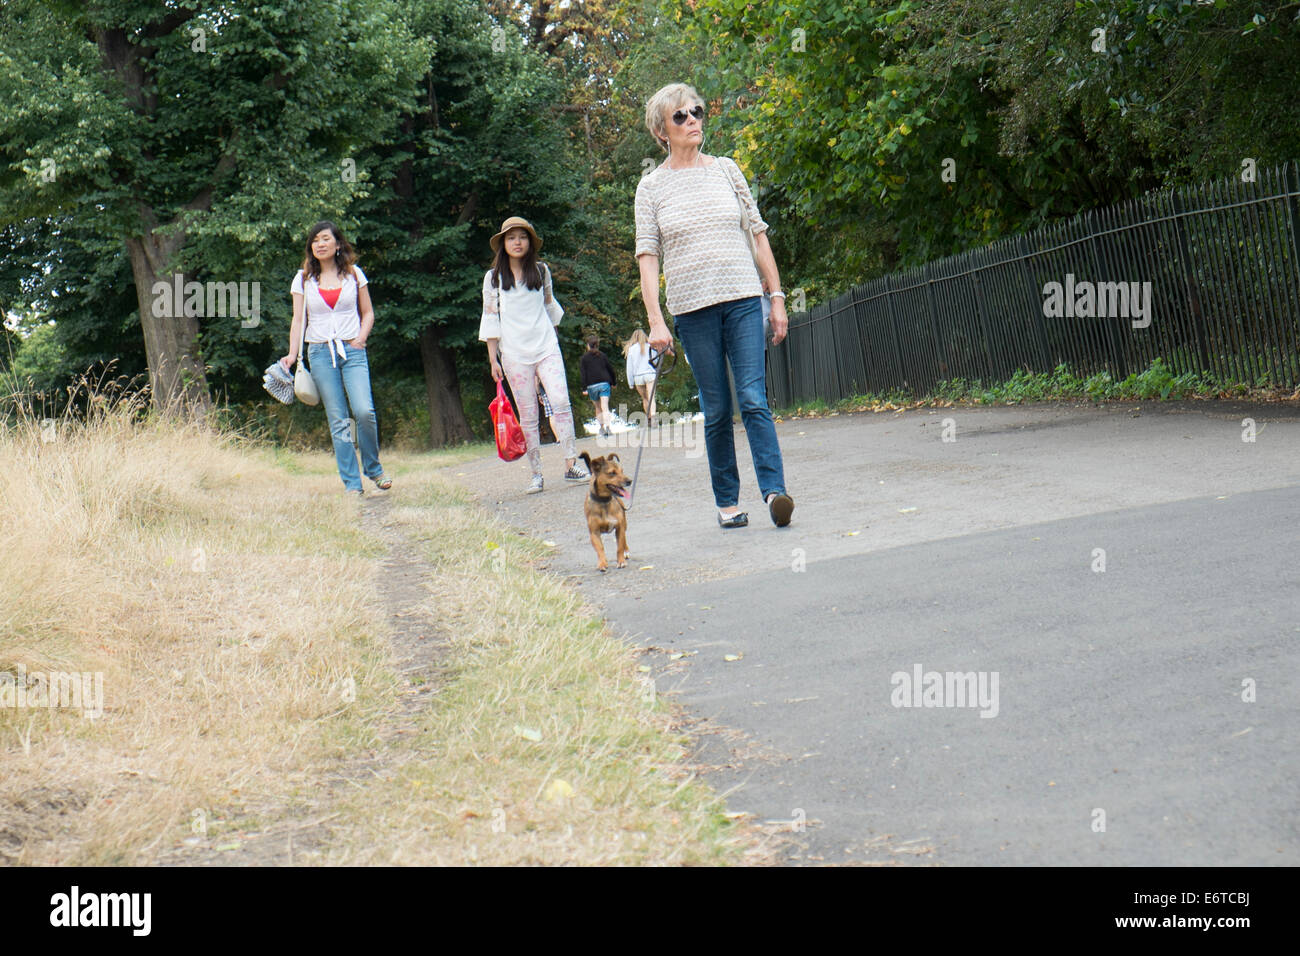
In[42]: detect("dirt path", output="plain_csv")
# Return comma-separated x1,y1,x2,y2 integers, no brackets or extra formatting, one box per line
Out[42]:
155,494,451,865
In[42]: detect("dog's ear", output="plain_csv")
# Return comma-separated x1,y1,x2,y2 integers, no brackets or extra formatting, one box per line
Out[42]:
579,451,592,469
607,453,619,463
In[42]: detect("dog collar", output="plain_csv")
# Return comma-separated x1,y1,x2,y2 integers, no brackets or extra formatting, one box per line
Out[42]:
589,490,613,503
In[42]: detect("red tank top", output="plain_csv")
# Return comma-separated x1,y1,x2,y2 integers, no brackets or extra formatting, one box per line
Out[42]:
319,287,342,309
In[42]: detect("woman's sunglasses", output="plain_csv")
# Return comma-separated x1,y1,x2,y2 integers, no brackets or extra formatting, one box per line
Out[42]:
672,105,706,125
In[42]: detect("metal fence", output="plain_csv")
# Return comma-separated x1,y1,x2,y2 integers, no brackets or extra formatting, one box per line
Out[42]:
766,161,1300,407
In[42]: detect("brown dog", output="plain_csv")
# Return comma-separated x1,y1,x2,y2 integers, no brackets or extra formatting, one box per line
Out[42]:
579,451,631,572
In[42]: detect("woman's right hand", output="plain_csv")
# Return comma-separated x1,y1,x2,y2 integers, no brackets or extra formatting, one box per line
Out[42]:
647,317,673,352
490,359,503,382
279,354,296,372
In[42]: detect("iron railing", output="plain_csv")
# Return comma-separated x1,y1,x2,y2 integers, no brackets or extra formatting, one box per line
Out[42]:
766,162,1300,406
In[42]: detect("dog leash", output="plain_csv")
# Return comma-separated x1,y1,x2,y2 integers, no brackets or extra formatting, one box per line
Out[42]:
623,346,675,512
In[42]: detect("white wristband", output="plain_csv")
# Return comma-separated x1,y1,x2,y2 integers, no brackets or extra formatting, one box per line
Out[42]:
768,291,786,299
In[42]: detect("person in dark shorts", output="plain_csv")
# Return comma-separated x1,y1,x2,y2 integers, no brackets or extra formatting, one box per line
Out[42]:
580,336,617,437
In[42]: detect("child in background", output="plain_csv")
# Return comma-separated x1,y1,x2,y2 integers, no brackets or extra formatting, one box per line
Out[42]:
580,336,618,437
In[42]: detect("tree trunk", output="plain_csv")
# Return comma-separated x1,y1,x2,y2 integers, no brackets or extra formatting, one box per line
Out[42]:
418,323,474,446
125,236,212,417
96,21,216,418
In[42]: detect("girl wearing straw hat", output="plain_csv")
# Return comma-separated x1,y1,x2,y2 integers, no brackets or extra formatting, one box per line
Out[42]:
479,216,588,494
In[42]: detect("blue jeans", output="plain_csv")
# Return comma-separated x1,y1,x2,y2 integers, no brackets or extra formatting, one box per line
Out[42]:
674,296,786,508
307,343,382,491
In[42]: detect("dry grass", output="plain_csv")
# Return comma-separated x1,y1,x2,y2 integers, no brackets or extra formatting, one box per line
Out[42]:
0,398,391,864
326,466,747,865
0,398,748,866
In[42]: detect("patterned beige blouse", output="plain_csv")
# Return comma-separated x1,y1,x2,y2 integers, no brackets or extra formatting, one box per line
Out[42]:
635,156,768,317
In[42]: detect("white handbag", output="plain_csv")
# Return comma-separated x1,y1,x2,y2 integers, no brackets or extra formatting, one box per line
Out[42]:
292,315,321,405
294,360,319,405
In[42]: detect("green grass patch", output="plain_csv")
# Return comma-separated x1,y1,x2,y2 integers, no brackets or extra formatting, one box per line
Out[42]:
775,358,1299,419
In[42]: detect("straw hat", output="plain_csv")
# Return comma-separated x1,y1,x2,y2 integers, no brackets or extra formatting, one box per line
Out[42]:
490,216,543,253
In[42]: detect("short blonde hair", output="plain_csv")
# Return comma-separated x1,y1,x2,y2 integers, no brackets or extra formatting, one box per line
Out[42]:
644,83,703,152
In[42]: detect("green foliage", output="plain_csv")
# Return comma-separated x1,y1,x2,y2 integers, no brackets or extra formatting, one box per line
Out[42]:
5,322,65,395
0,220,147,395
0,0,431,405
342,0,610,435
675,0,1300,307
928,358,1245,404
779,354,1290,416
4,0,1295,433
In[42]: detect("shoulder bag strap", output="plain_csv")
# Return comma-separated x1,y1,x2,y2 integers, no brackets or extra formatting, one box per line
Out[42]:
297,272,310,370
721,159,759,261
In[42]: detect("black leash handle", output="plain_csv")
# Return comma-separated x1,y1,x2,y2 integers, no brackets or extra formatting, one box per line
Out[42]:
623,344,674,512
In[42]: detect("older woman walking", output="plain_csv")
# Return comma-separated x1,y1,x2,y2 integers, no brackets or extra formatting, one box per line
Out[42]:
634,83,794,528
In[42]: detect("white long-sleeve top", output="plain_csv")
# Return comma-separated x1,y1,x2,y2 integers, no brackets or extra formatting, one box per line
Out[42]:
477,263,563,364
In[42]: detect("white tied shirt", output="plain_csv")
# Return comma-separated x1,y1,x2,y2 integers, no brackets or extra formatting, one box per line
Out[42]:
292,265,368,367
478,263,564,364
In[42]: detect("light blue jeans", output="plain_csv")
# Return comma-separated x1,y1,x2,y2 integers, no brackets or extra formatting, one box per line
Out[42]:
307,342,383,491
674,295,786,508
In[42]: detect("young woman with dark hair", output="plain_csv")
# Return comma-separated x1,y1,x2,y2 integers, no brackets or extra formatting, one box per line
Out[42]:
479,216,587,494
280,221,391,495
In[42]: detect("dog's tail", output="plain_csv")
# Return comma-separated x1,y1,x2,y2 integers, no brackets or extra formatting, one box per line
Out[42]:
579,450,593,471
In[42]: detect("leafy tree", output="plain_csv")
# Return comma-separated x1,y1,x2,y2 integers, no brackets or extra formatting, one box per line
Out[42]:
0,219,146,395
0,0,428,414
338,0,605,446
675,0,1300,297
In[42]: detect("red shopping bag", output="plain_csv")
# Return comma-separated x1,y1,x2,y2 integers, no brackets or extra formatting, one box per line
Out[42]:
490,381,527,462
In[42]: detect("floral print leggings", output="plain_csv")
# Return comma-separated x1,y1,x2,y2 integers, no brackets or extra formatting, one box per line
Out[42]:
500,350,577,475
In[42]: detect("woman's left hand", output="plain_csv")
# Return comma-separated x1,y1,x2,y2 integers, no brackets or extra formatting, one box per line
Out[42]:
768,297,789,345
348,336,367,350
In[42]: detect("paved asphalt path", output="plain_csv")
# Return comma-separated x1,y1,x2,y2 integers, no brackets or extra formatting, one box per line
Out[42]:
444,400,1300,865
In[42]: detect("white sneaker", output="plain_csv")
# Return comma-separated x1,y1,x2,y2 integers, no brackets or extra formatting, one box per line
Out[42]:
525,474,544,494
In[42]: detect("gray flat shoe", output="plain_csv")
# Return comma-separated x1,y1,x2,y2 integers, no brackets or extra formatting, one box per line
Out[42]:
718,511,749,529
